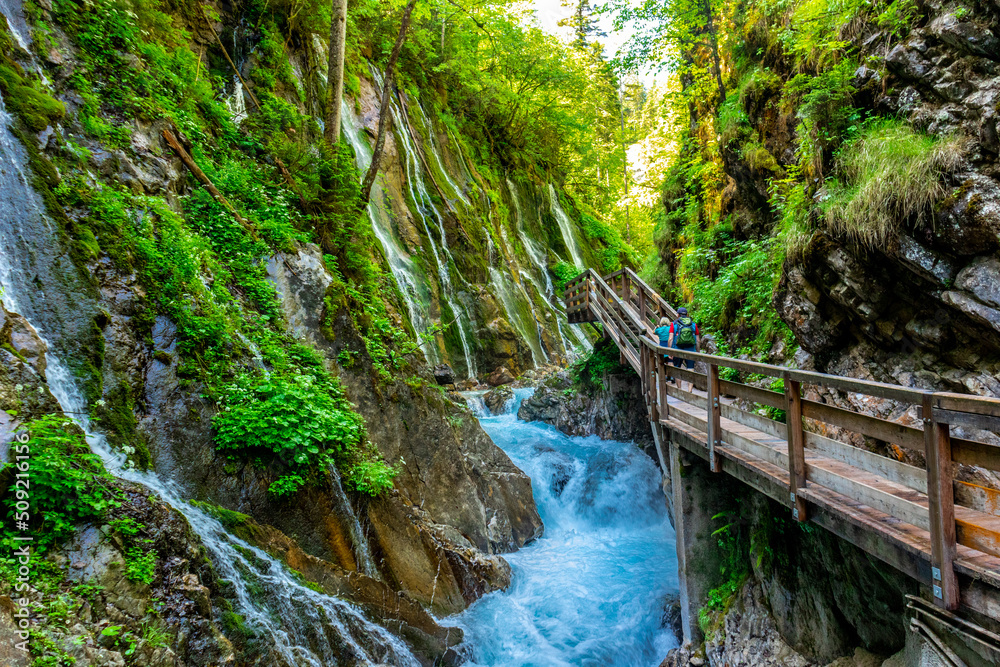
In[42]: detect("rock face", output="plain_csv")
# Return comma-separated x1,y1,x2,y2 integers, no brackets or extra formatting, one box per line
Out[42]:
518,366,653,445
264,246,543,609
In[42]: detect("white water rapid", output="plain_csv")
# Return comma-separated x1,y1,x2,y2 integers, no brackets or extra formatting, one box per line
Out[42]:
0,89,421,666
458,390,680,665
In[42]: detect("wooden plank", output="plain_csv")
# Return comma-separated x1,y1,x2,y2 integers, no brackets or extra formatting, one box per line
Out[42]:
719,380,785,410
954,480,1000,518
708,364,722,472
720,404,787,441
934,392,1000,418
805,431,928,495
666,384,708,411
788,368,929,404
668,365,708,392
932,408,1000,433
657,353,668,422
805,458,931,530
802,399,925,454
786,377,808,521
953,437,1000,471
925,395,959,610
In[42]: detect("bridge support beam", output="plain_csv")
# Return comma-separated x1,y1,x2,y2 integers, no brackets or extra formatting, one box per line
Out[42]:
669,439,729,645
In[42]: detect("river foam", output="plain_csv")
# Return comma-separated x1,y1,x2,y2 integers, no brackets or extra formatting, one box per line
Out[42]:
458,389,680,666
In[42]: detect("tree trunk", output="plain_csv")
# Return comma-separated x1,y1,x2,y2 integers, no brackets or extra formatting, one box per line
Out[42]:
360,0,418,204
702,0,726,103
324,0,349,144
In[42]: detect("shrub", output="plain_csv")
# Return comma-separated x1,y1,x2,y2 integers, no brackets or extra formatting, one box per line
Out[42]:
823,120,964,249
213,372,365,475
1,415,119,550
552,261,580,294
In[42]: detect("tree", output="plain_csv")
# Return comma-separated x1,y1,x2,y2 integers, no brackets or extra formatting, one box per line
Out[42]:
360,0,418,204
608,0,727,104
324,0,349,145
559,0,606,48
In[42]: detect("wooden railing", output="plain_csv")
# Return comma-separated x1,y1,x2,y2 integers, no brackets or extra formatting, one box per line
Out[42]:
566,268,1000,615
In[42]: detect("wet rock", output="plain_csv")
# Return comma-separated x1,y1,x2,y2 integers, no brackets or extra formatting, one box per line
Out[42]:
0,596,28,667
897,235,957,286
485,366,515,386
483,384,513,414
933,173,1000,256
433,363,456,386
885,41,933,80
516,362,653,445
929,13,1000,59
942,290,1000,333
954,256,1000,309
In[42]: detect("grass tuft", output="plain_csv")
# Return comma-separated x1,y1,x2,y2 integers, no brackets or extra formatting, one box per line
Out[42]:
823,121,964,249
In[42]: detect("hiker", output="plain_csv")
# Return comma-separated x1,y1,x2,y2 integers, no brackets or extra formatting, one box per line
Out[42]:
654,317,674,385
669,307,700,392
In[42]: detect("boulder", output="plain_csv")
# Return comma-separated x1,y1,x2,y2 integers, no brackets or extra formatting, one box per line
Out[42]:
929,12,1000,59
954,256,1000,309
433,364,456,386
485,366,515,386
483,385,513,414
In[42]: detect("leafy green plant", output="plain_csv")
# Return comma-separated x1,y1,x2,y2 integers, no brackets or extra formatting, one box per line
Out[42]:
214,372,364,479
1,415,119,551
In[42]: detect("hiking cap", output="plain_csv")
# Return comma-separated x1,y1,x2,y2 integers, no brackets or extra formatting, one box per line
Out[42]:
677,307,688,316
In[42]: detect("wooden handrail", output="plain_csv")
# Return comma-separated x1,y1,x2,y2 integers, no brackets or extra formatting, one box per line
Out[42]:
564,268,1000,614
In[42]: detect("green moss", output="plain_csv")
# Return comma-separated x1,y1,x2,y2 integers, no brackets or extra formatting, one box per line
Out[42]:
0,63,65,131
93,380,153,470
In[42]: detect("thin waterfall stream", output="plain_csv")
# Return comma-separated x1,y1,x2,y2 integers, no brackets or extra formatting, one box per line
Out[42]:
457,389,680,665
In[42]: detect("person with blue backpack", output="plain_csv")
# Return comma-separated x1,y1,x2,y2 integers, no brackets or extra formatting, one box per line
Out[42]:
668,307,700,392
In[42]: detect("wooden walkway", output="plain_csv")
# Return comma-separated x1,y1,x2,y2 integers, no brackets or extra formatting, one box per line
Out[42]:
565,268,1000,625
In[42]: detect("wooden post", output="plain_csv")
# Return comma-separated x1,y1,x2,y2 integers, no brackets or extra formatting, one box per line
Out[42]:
638,287,647,328
657,352,668,421
623,273,630,308
707,363,721,472
584,275,591,316
784,373,807,522
923,394,958,610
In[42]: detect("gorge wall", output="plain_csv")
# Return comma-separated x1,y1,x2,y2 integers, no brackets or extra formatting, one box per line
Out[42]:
0,0,614,663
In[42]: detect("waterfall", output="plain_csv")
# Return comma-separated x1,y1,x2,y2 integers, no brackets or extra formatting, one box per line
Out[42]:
507,180,591,359
488,267,546,366
339,98,441,365
411,99,470,206
0,90,421,666
509,180,554,299
0,0,31,50
370,67,477,379
548,183,585,269
456,389,679,664
328,465,381,579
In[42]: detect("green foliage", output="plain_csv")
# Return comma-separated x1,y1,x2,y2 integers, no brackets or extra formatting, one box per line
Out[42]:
680,223,794,357
570,339,630,394
214,372,364,474
1,415,119,551
552,261,581,295
823,120,964,249
698,511,750,639
346,458,399,497
109,517,158,584
785,59,860,175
